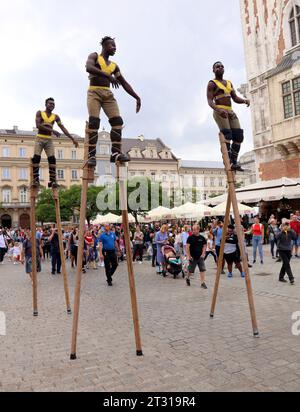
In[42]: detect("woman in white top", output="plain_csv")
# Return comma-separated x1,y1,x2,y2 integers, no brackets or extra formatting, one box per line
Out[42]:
181,225,190,257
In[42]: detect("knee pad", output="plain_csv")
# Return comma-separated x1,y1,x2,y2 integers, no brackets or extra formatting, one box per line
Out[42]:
32,155,41,165
48,156,56,166
109,116,124,128
88,116,100,130
221,129,233,142
111,129,122,142
231,129,244,144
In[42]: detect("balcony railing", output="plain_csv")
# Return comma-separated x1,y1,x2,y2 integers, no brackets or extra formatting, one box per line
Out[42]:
1,202,30,209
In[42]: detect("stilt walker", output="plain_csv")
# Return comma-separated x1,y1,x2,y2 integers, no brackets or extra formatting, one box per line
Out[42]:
207,62,259,337
210,134,259,337
29,97,78,316
70,35,143,360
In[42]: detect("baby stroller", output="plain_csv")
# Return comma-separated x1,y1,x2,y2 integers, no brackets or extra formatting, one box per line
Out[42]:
161,245,184,279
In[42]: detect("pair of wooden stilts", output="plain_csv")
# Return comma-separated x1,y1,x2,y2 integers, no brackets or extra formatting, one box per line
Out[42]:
30,167,71,317
29,131,258,361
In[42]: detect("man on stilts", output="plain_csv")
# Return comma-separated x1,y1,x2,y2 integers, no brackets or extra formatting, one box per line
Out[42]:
85,36,141,167
207,62,250,172
33,98,78,188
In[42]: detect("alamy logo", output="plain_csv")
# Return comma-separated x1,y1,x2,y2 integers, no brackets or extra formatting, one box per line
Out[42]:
292,312,300,337
0,312,6,336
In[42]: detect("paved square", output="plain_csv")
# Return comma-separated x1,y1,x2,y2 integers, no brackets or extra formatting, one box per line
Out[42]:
0,247,300,392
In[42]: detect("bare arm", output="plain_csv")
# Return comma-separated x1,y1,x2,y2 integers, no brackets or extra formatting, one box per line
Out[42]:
86,52,111,79
231,86,250,106
36,111,54,134
186,244,191,260
56,117,79,148
117,72,141,113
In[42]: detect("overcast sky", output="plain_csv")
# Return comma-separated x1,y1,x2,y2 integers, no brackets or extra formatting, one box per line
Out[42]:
0,0,253,161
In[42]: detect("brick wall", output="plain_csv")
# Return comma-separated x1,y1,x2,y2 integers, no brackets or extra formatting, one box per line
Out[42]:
259,158,300,181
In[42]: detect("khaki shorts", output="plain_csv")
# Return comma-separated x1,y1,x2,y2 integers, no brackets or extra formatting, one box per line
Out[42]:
34,138,55,158
213,109,241,131
87,89,120,120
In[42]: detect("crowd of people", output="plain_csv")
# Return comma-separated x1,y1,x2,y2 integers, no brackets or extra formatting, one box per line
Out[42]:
0,210,299,287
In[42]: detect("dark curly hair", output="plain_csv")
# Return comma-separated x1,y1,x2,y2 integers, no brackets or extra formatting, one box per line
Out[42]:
101,36,115,46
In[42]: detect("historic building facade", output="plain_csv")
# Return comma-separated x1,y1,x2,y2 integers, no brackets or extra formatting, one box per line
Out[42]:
0,127,84,228
240,0,300,181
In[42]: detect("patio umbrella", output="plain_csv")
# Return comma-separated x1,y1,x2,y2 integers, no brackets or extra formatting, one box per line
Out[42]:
211,201,254,216
172,202,213,219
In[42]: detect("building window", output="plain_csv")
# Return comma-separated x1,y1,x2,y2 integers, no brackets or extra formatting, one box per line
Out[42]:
2,168,10,180
282,77,300,118
2,189,11,203
71,150,77,160
57,150,64,160
289,5,300,47
20,187,28,203
57,170,64,180
219,178,224,187
162,175,167,182
19,168,28,180
19,148,26,158
71,170,78,180
39,168,44,180
210,178,215,187
151,173,156,182
293,77,300,115
2,147,10,157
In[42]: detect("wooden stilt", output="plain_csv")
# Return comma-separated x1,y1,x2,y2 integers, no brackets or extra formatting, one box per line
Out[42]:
30,164,38,317
52,188,72,314
117,163,143,356
210,192,232,318
210,133,259,337
70,125,90,360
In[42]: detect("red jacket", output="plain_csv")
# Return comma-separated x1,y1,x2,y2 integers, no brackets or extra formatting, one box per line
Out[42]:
290,221,300,236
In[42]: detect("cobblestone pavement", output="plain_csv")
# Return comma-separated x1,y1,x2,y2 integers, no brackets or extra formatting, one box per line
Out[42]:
0,246,300,392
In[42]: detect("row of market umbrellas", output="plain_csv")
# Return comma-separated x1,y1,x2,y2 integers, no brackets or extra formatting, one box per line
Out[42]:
92,202,255,225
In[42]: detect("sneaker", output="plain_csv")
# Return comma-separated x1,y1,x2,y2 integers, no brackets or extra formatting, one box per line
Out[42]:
221,270,226,275
291,280,295,285
248,264,253,268
279,279,288,283
261,261,264,265
241,272,245,278
253,260,256,264
107,280,113,287
186,278,191,287
201,283,208,290
82,269,86,274
276,259,281,263
228,272,233,278
51,272,56,275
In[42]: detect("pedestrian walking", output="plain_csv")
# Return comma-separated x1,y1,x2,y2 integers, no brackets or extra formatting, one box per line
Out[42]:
251,216,264,264
277,221,297,285
186,224,208,289
99,224,120,286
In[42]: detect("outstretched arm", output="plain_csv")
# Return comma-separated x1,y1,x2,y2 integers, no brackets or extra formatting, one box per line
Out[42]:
117,72,141,113
56,117,79,148
231,86,250,106
86,53,120,88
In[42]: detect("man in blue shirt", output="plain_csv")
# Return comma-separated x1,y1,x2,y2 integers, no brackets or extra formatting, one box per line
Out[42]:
99,224,120,286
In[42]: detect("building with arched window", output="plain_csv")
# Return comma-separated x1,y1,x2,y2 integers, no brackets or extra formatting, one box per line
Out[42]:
240,0,300,183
